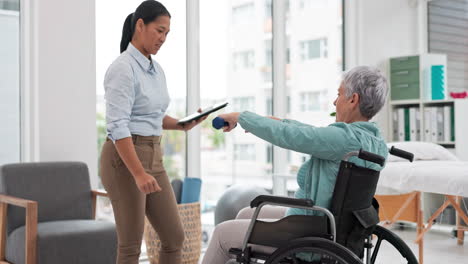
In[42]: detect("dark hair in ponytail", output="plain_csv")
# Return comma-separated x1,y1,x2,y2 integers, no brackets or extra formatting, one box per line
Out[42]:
120,0,171,53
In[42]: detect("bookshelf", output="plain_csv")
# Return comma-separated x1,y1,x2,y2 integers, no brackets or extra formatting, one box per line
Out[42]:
388,54,468,161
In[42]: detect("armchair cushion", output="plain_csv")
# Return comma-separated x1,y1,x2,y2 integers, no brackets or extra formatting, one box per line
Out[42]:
6,219,117,264
0,162,94,234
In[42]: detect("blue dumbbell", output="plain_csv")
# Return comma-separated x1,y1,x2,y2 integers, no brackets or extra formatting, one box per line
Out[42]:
212,117,229,129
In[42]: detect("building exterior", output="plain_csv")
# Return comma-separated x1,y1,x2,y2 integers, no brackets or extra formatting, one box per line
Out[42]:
223,0,342,189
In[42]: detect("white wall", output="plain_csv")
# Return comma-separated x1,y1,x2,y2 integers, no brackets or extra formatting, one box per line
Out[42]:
25,0,98,187
345,0,423,140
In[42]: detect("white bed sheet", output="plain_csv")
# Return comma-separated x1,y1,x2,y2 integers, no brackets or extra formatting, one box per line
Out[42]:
376,161,468,197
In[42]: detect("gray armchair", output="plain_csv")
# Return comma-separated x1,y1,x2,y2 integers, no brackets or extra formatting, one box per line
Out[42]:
0,162,117,264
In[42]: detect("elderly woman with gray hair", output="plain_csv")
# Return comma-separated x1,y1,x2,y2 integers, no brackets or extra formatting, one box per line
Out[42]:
201,66,390,264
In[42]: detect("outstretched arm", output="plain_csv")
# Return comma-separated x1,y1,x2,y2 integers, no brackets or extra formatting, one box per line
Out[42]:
218,111,358,160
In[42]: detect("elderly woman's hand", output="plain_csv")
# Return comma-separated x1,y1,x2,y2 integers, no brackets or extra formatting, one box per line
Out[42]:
217,112,240,132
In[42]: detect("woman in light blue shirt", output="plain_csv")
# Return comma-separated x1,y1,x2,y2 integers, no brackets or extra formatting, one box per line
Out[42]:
202,66,389,263
99,1,205,263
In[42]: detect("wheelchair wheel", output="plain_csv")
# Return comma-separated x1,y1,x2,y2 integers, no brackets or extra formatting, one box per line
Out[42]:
265,237,363,264
369,225,418,264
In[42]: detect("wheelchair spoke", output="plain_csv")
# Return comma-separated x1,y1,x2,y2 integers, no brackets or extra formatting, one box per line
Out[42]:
370,237,383,264
369,226,418,264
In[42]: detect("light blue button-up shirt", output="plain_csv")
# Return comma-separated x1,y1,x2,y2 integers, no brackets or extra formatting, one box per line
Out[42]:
104,43,170,141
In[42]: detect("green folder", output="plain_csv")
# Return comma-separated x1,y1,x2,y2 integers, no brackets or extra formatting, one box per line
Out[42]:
404,108,410,141
451,106,455,141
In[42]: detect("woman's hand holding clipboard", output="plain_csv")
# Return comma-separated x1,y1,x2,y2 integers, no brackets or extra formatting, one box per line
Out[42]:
177,101,228,131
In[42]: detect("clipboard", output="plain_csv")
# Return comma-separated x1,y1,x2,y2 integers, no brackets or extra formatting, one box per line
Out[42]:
177,101,228,124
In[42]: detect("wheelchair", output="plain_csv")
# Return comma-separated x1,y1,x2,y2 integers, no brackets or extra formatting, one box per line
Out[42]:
229,147,418,264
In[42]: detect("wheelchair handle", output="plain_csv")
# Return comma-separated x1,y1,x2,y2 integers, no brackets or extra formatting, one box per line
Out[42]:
250,195,314,208
357,149,386,166
389,146,414,162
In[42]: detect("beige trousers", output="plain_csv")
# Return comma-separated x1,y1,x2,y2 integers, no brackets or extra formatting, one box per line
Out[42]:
100,135,184,264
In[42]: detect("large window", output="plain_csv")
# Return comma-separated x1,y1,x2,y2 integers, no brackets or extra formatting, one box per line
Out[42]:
0,0,20,165
200,0,273,247
285,0,343,182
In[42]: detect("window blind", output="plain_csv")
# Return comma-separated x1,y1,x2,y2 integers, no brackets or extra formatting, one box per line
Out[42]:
428,0,468,93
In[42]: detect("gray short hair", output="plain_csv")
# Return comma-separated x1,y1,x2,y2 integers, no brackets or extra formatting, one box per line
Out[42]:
342,66,388,119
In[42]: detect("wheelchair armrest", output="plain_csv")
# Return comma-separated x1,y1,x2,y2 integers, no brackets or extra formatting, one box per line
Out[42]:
358,149,385,166
250,195,315,209
389,146,414,162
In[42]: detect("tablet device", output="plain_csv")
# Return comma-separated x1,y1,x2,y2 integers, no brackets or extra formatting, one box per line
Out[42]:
177,101,228,124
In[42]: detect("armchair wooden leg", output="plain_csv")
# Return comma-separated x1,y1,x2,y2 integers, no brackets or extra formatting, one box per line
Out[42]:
25,202,37,264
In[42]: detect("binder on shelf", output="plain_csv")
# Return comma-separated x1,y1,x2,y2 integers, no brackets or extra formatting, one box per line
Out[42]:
423,107,432,142
451,106,455,141
443,105,451,142
430,107,438,143
392,109,399,141
404,108,410,141
415,107,421,141
436,107,444,142
409,107,417,141
398,108,405,142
